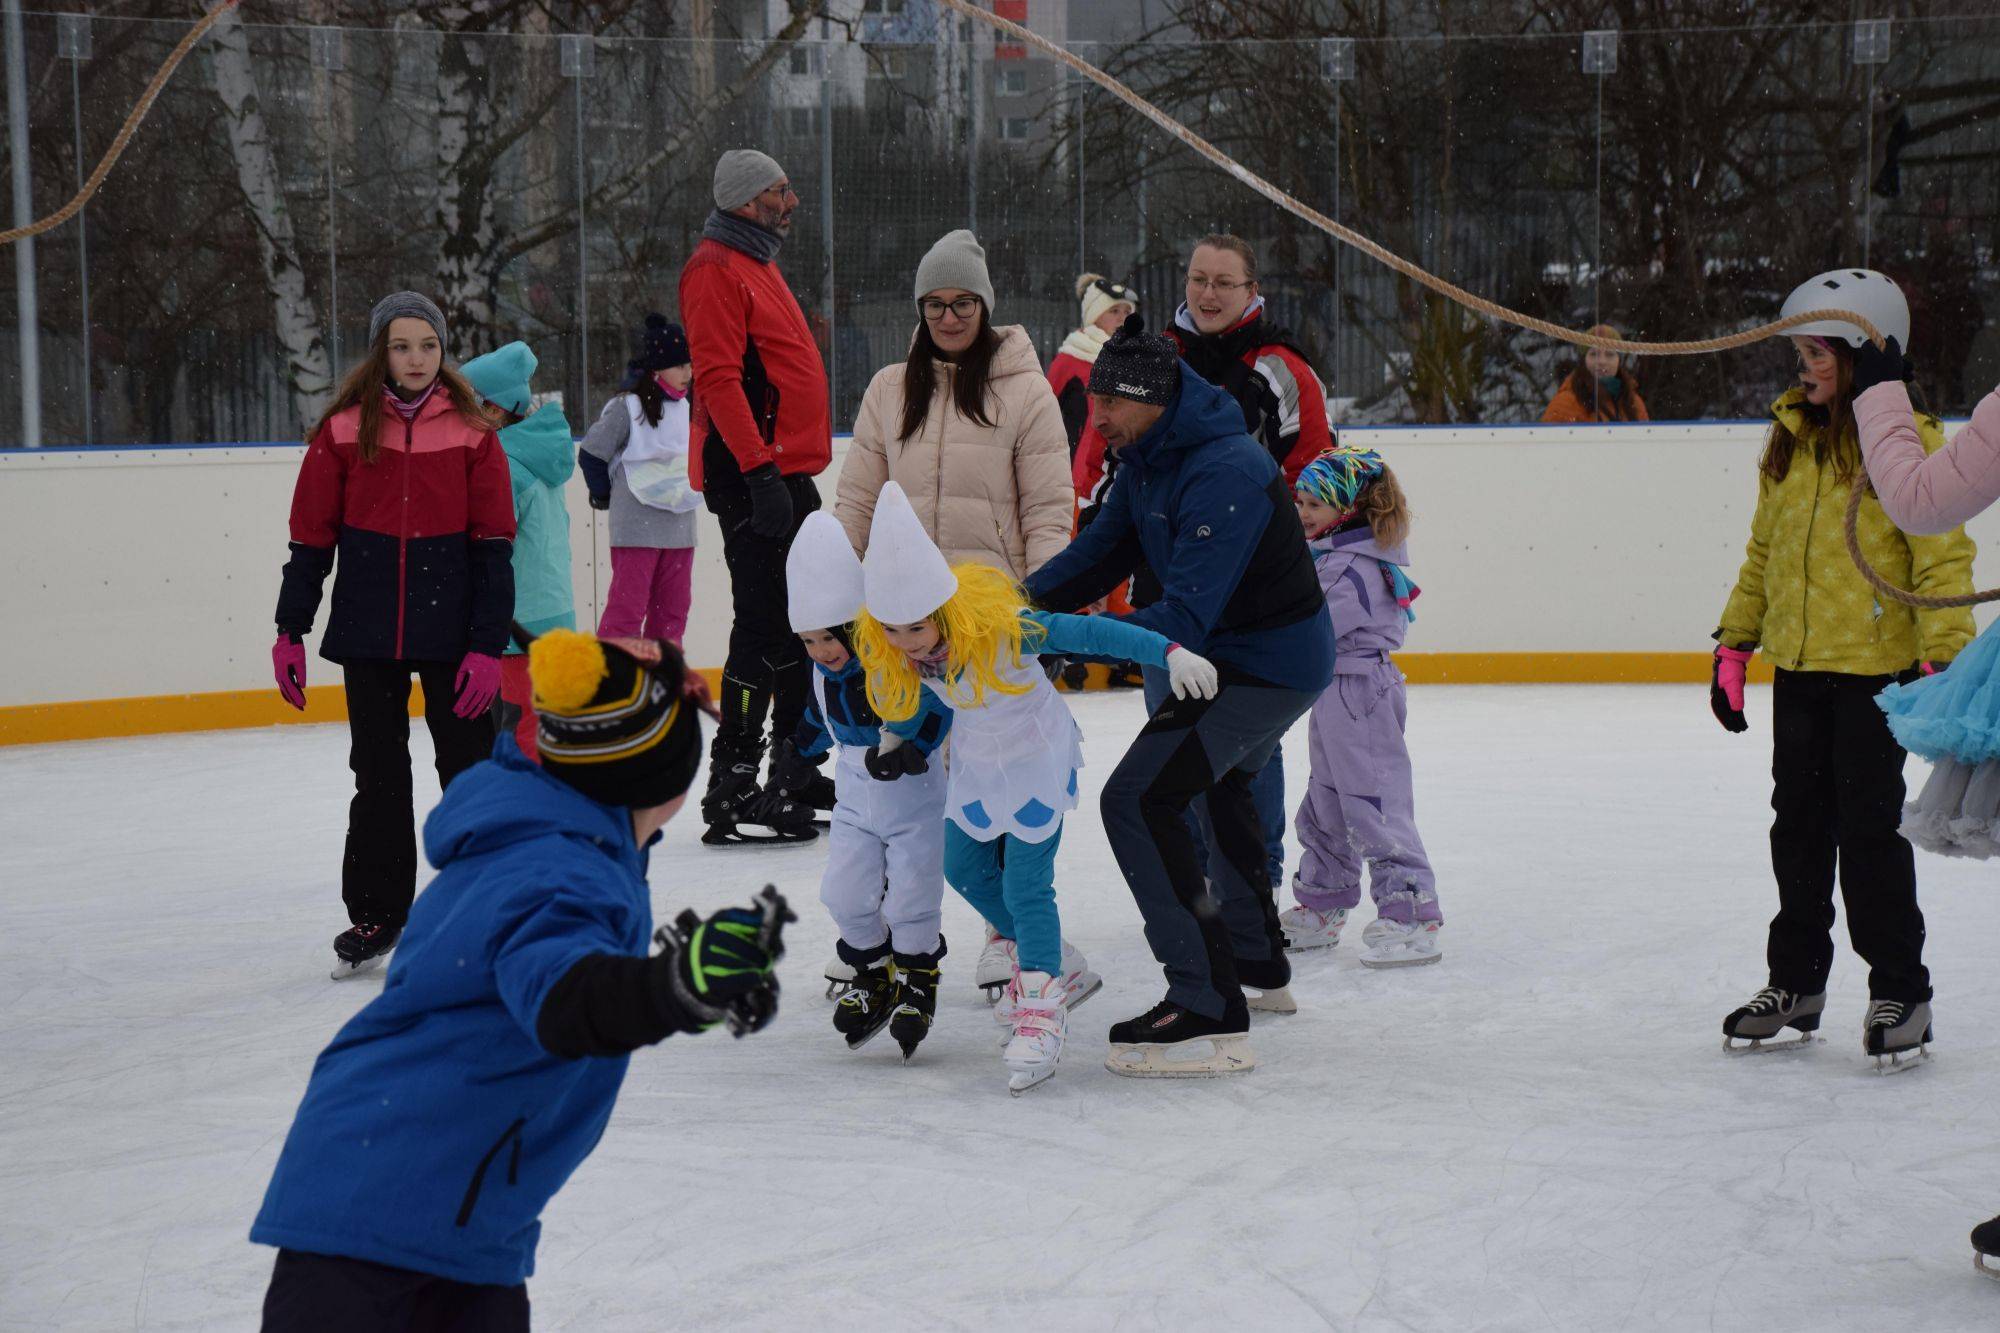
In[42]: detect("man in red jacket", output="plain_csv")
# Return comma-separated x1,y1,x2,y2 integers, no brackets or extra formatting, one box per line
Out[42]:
679,148,833,846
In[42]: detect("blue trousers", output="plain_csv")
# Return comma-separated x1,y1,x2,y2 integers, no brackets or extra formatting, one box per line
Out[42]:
1143,666,1288,889
943,822,1064,975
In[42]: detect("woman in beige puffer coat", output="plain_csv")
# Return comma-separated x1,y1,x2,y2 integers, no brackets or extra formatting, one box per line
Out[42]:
836,230,1074,581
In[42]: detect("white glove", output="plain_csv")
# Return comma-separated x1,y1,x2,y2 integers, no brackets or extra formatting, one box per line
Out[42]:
1166,645,1218,700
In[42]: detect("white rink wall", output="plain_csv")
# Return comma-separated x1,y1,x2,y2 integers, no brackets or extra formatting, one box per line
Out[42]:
1,419,1993,709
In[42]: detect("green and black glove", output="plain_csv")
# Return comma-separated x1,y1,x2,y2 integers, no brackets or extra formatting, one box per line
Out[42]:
653,886,795,1037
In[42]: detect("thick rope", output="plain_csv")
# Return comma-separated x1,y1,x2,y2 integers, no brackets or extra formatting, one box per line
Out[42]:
1844,480,2000,609
0,0,241,247
936,0,1882,356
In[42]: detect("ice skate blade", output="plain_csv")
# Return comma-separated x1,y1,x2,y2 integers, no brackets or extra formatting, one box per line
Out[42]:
1873,1044,1931,1075
1105,1035,1256,1078
1282,936,1339,954
330,954,388,982
700,825,818,849
1359,950,1441,970
1721,1026,1821,1054
1245,985,1298,1014
823,980,843,1001
1007,1066,1056,1096
980,984,1005,1005
1975,1252,2000,1282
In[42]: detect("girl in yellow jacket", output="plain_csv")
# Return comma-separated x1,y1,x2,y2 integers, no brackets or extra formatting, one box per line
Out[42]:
1712,289,1974,1068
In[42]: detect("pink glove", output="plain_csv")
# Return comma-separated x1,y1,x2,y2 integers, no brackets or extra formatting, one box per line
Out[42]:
453,652,502,719
1710,644,1753,734
273,634,307,711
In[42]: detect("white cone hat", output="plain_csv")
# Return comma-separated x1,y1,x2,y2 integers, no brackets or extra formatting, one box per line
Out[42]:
862,482,958,624
786,512,865,633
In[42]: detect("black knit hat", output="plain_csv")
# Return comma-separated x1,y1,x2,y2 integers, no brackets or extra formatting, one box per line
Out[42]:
528,630,704,810
635,313,690,373
1087,312,1180,406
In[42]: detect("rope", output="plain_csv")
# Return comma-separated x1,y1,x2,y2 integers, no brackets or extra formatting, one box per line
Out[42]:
1844,479,2000,609
0,0,241,248
935,0,1883,356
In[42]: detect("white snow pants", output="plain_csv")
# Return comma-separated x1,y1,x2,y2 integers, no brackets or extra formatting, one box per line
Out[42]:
818,746,949,957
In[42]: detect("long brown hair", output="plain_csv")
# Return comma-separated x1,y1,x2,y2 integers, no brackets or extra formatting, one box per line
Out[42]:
307,325,494,463
1759,344,1858,485
1361,465,1413,548
898,304,1001,441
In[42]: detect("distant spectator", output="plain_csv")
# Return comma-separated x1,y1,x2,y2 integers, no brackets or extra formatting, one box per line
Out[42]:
1541,325,1650,423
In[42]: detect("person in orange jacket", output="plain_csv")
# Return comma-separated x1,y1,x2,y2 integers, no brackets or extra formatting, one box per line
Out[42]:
1540,324,1651,423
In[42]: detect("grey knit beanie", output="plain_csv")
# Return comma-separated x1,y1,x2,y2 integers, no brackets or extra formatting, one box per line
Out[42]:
712,149,787,211
913,229,995,313
369,291,447,347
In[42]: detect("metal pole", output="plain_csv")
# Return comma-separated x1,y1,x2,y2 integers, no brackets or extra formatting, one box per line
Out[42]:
1863,63,1874,266
1332,96,1340,409
574,76,588,422
5,0,42,447
965,19,978,235
820,29,835,420
1075,78,1085,278
324,87,338,370
69,52,89,443
1592,71,1603,417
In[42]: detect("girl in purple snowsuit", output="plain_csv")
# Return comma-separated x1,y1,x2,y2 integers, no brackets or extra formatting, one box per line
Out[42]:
1282,446,1443,967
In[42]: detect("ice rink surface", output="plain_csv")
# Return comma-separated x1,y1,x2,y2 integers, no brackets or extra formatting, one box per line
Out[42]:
5,685,2000,1331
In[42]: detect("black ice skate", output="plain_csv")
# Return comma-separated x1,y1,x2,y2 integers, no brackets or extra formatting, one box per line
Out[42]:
1971,1213,2000,1281
1234,955,1297,1015
1721,986,1824,1054
701,739,817,848
331,922,400,981
1863,998,1932,1074
888,938,947,1061
1104,998,1256,1078
833,954,898,1050
766,739,836,823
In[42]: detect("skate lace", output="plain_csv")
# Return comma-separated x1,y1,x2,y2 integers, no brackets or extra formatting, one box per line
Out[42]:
1866,1000,1908,1029
1744,987,1788,1015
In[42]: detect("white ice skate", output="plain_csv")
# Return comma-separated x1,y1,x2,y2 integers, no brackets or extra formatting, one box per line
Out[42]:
1003,972,1067,1096
994,940,1102,1035
823,955,856,1001
974,926,1016,1004
1280,904,1348,953
1358,918,1441,969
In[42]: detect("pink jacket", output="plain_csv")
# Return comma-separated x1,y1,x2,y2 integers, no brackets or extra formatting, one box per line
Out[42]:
1856,381,2000,535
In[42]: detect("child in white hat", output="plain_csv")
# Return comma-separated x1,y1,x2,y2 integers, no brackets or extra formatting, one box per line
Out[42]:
853,483,1217,1094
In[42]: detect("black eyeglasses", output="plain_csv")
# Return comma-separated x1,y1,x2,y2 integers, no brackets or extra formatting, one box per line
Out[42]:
920,296,983,322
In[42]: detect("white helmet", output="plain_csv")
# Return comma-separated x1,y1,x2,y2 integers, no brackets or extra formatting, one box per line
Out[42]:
1778,268,1908,349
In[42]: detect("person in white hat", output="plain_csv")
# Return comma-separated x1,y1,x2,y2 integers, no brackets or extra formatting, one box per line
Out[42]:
852,482,1217,1095
777,514,955,1061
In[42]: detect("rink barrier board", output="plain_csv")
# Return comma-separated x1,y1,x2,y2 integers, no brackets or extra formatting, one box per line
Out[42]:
0,656,1772,747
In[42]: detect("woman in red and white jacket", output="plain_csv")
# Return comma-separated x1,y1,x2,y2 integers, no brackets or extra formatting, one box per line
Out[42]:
272,291,516,977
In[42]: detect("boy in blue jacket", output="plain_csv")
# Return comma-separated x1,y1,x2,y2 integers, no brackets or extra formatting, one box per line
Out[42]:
253,630,789,1330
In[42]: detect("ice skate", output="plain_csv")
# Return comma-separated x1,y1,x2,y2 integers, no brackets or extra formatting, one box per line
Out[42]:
1104,998,1256,1078
1721,986,1824,1054
823,954,856,1001
889,939,946,1061
1235,954,1297,1015
1971,1213,2000,1281
700,740,818,848
832,954,898,1051
993,940,1102,1033
974,925,1017,1004
1280,904,1348,953
1358,917,1441,969
1003,971,1068,1096
1864,998,1932,1074
330,922,399,981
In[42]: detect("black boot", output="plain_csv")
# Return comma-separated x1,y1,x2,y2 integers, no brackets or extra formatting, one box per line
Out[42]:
889,937,948,1061
701,735,815,847
1973,1214,2000,1279
331,922,401,980
832,942,897,1050
767,738,836,814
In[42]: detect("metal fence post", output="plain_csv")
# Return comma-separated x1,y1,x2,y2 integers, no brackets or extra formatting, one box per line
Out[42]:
5,0,42,447
1319,38,1353,407
59,13,90,443
1853,19,1890,267
311,27,343,371
561,34,595,422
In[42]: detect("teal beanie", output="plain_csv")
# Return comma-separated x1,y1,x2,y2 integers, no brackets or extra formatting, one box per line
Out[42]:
462,341,538,416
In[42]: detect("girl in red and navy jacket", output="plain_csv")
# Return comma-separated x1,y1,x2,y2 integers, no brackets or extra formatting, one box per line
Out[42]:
272,291,516,975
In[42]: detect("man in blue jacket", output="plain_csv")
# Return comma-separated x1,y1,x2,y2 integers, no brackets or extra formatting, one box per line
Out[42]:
1026,316,1334,1075
252,630,790,1329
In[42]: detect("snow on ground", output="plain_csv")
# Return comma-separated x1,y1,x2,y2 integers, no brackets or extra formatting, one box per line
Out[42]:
4,685,2000,1331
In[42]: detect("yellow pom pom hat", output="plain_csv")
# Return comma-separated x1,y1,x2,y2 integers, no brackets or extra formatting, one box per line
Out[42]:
525,628,703,808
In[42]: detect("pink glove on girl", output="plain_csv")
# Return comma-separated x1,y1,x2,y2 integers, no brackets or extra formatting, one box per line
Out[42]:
1710,644,1753,734
453,652,502,719
273,634,307,711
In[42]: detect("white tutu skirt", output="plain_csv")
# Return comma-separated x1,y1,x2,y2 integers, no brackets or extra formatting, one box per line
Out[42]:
1878,618,2000,859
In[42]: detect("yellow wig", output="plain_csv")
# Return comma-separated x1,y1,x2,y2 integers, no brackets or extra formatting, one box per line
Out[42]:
854,562,1048,721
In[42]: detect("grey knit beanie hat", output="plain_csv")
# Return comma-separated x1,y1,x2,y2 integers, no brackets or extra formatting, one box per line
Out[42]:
913,229,995,314
712,149,787,211
369,291,447,347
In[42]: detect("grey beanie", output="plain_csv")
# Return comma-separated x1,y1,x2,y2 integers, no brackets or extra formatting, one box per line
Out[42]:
369,291,447,347
712,149,787,211
913,229,995,313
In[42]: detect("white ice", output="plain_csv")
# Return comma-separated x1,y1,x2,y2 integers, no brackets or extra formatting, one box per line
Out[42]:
5,686,2000,1330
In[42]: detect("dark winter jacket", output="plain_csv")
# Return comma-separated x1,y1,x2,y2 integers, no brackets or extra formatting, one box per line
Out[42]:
1168,300,1335,488
251,737,674,1287
795,655,953,757
277,393,517,662
678,234,831,496
1026,362,1335,694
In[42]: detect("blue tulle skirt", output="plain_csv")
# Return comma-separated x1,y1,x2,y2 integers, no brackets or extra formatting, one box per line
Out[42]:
1878,617,2000,858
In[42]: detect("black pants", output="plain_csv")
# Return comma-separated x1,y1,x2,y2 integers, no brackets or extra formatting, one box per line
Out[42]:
1766,668,1931,1003
707,475,821,760
1100,671,1317,1018
261,1249,528,1332
341,659,494,928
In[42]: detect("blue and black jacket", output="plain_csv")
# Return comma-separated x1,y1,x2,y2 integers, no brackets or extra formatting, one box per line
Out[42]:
794,655,952,758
